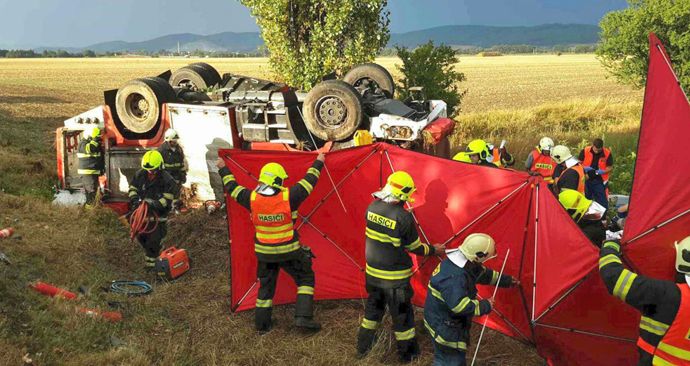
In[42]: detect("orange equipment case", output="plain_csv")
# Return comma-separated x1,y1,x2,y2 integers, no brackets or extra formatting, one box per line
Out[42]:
155,247,190,280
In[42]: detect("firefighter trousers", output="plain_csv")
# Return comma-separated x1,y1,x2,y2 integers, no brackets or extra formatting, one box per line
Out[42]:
357,281,419,362
80,174,99,205
137,221,167,258
432,341,466,366
255,248,315,331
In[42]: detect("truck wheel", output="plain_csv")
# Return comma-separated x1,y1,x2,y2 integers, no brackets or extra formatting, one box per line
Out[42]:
170,63,221,91
115,77,175,134
303,80,363,141
343,63,395,98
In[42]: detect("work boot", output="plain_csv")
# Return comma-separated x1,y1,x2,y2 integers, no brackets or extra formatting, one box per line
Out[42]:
255,307,273,332
356,327,377,358
144,256,157,269
295,316,321,331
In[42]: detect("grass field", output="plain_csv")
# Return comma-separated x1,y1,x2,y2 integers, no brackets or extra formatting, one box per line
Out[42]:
0,55,643,365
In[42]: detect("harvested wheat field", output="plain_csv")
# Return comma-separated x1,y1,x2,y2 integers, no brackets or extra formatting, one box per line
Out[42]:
0,55,642,365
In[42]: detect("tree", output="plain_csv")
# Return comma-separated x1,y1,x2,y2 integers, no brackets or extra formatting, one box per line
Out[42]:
597,0,690,90
395,41,466,117
239,0,390,90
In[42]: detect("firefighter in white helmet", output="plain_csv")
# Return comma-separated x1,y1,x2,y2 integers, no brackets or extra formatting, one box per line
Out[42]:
157,128,187,212
599,237,690,365
424,233,519,365
552,145,586,195
525,137,557,184
77,127,104,205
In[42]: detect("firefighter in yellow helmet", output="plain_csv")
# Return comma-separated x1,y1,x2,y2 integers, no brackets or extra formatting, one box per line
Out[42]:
128,150,177,268
77,127,104,205
599,237,690,365
357,171,445,362
425,233,519,364
158,128,187,212
464,139,496,168
452,151,472,163
216,153,325,332
558,189,606,247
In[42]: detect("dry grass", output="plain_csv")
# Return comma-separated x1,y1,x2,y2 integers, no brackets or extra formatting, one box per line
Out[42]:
0,55,644,365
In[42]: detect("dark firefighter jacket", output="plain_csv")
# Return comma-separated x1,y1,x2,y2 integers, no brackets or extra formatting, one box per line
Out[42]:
128,169,177,217
364,199,436,288
77,137,104,175
157,141,186,182
424,258,512,351
219,160,323,263
599,241,685,366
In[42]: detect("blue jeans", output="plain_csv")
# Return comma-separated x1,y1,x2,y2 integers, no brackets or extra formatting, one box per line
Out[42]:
432,341,466,366
585,179,608,211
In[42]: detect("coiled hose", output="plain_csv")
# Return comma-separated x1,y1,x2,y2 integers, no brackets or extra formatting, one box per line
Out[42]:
128,201,158,241
110,280,153,296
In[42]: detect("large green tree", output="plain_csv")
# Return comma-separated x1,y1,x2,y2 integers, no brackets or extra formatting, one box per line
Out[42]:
240,0,390,90
597,0,690,90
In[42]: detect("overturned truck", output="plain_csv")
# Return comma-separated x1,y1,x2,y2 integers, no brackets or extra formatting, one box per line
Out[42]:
55,62,454,210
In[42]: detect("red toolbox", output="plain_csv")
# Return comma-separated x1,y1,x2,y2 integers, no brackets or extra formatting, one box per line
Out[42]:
155,247,190,280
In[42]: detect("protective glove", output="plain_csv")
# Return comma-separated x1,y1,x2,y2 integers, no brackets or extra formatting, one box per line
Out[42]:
129,198,141,211
509,276,521,287
583,166,594,173
596,169,606,175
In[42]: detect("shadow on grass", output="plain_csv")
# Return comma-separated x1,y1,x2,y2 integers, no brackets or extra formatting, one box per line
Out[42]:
0,95,68,104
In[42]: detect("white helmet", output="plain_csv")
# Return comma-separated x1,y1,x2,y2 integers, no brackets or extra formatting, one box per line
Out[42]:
539,137,554,152
552,145,572,164
459,233,497,263
164,128,179,142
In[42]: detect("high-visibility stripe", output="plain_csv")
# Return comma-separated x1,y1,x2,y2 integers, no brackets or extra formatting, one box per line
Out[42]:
406,238,422,251
490,271,499,286
158,198,168,207
78,169,100,175
599,254,622,269
637,337,657,355
424,319,468,350
428,285,444,302
365,264,413,280
256,223,293,233
307,167,321,178
165,163,182,168
256,298,273,308
128,190,138,197
639,317,670,336
657,342,690,361
77,153,101,158
254,241,300,255
231,186,245,199
297,286,314,295
451,297,471,314
603,241,621,251
361,318,379,330
250,191,257,201
298,179,314,194
292,211,299,219
222,174,235,185
365,227,401,246
256,230,295,241
394,328,416,341
652,356,676,366
472,300,481,316
163,193,174,200
613,269,638,302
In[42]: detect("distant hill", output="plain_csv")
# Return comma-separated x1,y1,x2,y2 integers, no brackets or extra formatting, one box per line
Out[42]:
31,24,599,54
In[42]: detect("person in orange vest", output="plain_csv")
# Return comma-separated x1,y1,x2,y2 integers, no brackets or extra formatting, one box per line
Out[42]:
525,137,556,184
551,145,586,195
487,141,515,168
578,138,613,210
216,153,325,332
599,237,690,365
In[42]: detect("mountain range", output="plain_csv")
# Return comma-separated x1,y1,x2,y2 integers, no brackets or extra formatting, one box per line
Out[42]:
35,24,600,54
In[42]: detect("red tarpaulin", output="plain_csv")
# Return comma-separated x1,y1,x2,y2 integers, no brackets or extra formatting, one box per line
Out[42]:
219,33,685,365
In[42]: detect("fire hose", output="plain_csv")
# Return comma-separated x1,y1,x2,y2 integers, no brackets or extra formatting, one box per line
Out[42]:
128,201,159,241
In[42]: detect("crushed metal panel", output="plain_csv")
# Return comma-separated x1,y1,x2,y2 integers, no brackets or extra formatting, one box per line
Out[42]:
168,103,234,202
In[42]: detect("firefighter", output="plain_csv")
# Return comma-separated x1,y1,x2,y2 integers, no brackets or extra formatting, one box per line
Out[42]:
579,138,613,211
158,128,187,212
356,171,445,362
424,233,518,365
216,153,325,332
452,151,472,163
525,137,556,184
599,237,690,365
77,127,104,205
487,142,515,168
464,139,496,168
128,150,177,268
558,189,606,247
551,145,585,195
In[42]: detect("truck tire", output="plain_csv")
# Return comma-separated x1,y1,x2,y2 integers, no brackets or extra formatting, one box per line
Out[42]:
170,63,221,91
343,63,395,98
115,77,175,134
303,80,363,141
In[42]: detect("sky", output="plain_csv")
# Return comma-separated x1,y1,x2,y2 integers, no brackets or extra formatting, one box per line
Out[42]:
0,0,628,49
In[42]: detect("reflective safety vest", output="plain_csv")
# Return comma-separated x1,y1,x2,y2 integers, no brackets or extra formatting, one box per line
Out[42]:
637,284,690,365
250,190,295,245
77,137,103,175
556,164,586,194
582,147,611,182
529,149,556,183
492,148,502,167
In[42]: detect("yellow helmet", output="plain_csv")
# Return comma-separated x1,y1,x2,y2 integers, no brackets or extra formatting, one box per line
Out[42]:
385,171,416,203
452,152,472,163
674,236,690,274
558,189,591,222
466,139,490,161
460,233,497,263
259,162,288,188
84,127,102,139
141,150,164,171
